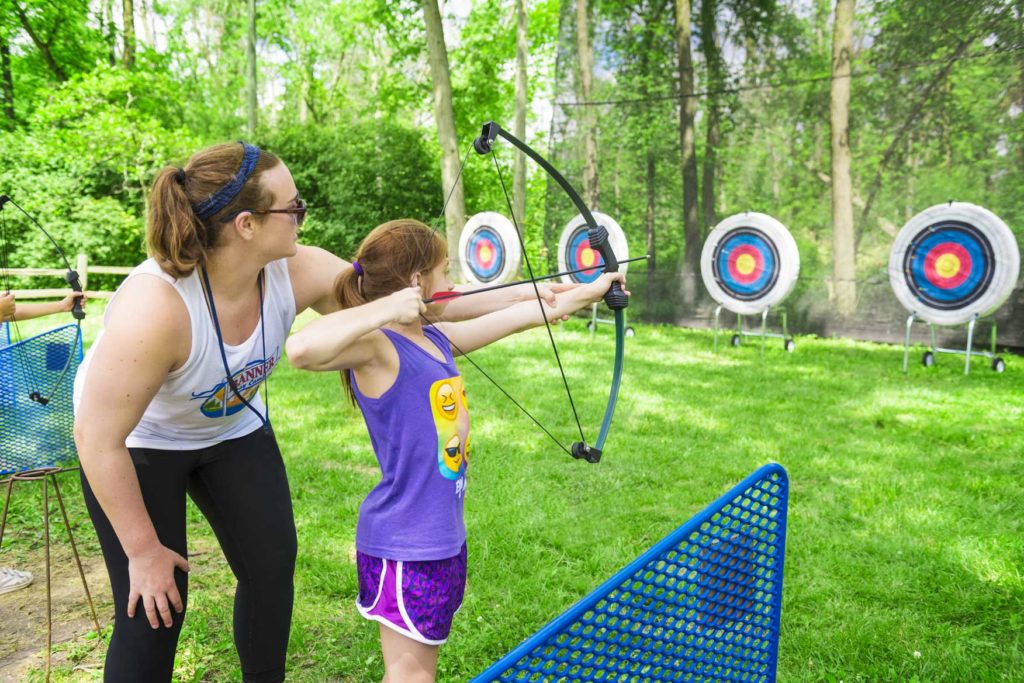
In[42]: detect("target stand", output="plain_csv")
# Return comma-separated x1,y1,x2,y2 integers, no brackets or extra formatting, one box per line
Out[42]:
473,463,788,683
702,213,800,358
890,202,1019,375
713,305,794,355
901,312,1003,374
558,212,635,337
1,324,100,681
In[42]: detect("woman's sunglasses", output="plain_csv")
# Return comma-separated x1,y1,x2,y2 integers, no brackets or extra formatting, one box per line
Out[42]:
219,198,308,226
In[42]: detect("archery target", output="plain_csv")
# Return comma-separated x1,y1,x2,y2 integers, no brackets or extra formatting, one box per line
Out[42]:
701,212,800,315
557,212,630,284
889,202,1019,326
459,212,522,284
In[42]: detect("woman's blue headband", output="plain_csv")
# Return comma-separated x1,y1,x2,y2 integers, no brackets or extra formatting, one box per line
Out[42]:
191,142,261,221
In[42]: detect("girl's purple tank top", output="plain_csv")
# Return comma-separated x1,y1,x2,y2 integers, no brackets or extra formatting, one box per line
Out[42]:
352,325,470,561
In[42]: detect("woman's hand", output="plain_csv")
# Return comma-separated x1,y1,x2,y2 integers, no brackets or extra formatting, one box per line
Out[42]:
127,543,191,628
0,293,14,322
383,286,426,324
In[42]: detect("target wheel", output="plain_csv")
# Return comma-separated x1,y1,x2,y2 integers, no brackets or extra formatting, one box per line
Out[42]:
557,212,629,284
458,212,522,284
700,213,800,316
889,203,1019,326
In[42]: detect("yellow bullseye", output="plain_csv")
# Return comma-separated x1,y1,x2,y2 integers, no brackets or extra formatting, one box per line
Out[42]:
736,253,756,276
935,253,961,279
479,243,493,263
581,248,597,268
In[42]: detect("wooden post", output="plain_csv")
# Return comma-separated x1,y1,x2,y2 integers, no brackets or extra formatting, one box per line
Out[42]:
77,253,88,291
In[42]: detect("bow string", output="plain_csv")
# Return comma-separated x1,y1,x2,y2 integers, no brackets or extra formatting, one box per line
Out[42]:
429,121,628,464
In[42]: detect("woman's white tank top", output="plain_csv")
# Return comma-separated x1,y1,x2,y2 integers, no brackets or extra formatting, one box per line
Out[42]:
74,257,296,450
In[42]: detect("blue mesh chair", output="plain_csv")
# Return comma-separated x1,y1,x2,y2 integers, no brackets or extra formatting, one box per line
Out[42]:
1,321,10,346
473,463,788,683
0,323,100,677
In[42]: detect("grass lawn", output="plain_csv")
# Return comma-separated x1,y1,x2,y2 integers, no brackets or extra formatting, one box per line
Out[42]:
3,301,1023,681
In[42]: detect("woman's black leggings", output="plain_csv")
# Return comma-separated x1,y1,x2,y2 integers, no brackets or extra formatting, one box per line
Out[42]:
81,427,297,683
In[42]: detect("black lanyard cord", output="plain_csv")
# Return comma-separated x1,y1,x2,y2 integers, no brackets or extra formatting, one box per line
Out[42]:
199,265,271,432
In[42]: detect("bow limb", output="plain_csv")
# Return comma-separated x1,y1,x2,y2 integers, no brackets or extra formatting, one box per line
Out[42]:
472,121,629,463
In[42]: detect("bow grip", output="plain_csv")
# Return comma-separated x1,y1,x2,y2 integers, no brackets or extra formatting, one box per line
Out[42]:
588,225,628,311
65,270,85,320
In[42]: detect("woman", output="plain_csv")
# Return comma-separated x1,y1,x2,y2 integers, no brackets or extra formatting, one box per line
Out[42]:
73,141,569,682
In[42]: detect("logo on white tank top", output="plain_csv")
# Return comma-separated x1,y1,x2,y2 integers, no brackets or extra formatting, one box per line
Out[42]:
189,348,280,418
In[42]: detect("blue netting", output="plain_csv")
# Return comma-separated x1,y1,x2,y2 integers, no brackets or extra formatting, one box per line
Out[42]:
473,463,788,683
1,321,9,346
0,324,83,476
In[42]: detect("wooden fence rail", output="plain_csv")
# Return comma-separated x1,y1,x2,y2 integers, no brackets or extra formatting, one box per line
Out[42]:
1,254,131,299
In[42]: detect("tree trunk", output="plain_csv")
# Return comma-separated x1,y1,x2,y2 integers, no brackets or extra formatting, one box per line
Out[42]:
1,37,14,125
512,0,528,255
246,0,258,138
139,0,154,45
830,0,856,316
122,0,136,68
104,0,117,66
646,149,657,275
700,0,721,235
576,0,599,208
675,0,700,307
422,0,466,260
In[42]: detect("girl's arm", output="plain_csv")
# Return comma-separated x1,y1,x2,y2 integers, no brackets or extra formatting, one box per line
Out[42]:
286,287,425,372
12,292,85,321
0,293,13,321
74,277,192,630
434,272,626,354
440,281,580,320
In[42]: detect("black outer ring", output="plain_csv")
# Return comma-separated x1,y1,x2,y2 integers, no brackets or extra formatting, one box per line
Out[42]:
710,227,781,302
902,220,995,311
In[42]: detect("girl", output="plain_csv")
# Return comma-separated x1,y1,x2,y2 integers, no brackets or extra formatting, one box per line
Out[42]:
286,219,626,682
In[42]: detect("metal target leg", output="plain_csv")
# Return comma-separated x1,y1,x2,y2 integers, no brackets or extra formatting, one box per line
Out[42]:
50,472,101,635
902,312,916,373
713,305,722,352
964,315,977,375
590,303,598,336
760,308,769,359
991,321,998,357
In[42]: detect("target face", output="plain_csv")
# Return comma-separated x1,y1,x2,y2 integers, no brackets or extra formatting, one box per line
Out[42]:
701,213,800,315
889,203,1019,326
557,212,629,284
458,212,522,284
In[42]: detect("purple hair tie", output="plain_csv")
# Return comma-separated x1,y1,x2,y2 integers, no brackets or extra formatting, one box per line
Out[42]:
352,260,364,277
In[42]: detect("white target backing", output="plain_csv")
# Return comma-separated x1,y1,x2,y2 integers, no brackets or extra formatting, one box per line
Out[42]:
700,212,800,316
557,212,630,284
889,202,1019,326
459,212,522,284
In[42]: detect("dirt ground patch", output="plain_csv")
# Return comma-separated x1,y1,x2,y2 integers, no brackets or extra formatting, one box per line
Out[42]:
0,543,112,682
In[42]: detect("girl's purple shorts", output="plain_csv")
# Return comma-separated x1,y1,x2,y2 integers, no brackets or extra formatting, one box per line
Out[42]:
355,544,467,645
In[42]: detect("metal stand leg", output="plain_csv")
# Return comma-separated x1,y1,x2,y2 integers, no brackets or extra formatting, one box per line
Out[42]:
589,303,598,336
902,312,916,373
0,475,13,548
51,474,101,635
964,315,977,375
713,305,722,352
44,476,52,682
760,308,769,358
